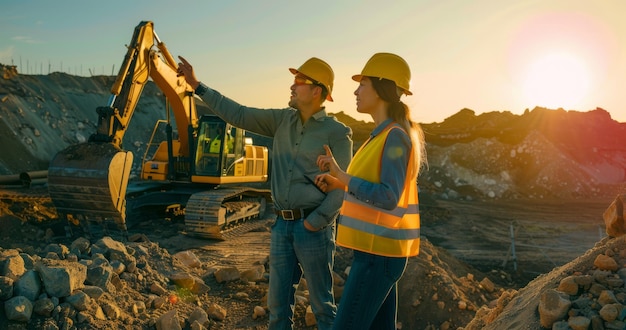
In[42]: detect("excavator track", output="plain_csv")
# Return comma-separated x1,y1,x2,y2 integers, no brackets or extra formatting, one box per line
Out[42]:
184,187,270,240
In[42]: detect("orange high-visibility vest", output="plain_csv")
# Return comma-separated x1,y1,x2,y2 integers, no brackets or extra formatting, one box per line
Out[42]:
337,124,420,257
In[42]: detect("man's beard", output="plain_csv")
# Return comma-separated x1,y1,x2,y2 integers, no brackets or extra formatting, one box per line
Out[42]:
288,98,299,109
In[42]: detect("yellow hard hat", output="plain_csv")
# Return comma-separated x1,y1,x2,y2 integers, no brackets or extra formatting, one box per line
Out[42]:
289,57,334,101
352,53,412,95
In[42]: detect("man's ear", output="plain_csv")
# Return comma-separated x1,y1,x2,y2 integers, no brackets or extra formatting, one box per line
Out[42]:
312,85,324,101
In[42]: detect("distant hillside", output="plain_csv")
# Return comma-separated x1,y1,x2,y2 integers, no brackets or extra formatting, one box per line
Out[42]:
1,63,625,199
421,107,626,199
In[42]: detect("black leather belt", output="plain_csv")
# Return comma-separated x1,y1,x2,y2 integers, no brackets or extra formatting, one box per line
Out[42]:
275,208,315,220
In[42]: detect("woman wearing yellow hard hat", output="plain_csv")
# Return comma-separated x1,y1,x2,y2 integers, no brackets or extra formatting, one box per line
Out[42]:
315,52,426,329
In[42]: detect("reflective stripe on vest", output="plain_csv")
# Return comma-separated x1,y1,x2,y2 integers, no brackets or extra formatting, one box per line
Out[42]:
337,124,420,257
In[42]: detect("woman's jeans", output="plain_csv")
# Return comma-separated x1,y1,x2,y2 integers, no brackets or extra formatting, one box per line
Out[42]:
333,250,408,330
268,216,336,330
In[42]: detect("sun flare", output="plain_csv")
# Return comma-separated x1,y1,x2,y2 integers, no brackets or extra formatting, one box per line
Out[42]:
521,52,591,109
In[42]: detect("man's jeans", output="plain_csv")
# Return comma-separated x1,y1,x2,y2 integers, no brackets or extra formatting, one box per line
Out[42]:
268,216,336,329
332,250,408,330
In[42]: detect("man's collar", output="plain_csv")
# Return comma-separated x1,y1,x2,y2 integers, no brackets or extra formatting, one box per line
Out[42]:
311,107,328,121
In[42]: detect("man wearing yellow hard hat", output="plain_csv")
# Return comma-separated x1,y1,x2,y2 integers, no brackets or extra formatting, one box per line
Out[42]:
177,55,353,330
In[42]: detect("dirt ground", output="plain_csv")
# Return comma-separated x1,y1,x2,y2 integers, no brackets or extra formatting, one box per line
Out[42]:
0,183,615,329
421,197,610,287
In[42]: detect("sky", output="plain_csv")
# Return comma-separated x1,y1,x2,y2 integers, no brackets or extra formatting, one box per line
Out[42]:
1,0,625,124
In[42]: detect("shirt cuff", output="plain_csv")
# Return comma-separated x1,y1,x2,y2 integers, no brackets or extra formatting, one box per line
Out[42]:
195,82,208,96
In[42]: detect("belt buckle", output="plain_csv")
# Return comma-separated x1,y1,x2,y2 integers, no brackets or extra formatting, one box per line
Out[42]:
282,210,295,220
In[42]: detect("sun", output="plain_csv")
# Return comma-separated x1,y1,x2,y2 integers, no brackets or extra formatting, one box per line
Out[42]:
521,51,591,109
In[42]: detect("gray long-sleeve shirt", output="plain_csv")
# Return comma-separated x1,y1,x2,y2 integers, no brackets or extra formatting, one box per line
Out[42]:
197,84,353,229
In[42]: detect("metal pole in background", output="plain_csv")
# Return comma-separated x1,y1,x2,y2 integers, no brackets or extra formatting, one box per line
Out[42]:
510,223,517,272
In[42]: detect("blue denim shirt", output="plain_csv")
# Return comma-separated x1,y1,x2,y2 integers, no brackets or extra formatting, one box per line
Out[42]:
198,84,353,229
347,118,412,211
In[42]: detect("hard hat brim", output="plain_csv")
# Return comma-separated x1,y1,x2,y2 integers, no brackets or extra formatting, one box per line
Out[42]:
352,74,413,96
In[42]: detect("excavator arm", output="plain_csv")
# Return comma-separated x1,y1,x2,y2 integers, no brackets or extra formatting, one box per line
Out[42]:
91,21,197,154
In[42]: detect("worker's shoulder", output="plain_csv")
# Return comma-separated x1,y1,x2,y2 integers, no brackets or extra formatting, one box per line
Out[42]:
320,115,353,135
317,113,348,125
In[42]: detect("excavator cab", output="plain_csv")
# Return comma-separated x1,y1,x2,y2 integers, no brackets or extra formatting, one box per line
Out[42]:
194,117,238,176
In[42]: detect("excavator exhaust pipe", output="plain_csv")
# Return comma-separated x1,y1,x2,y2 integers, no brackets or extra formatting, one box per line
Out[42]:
48,143,133,236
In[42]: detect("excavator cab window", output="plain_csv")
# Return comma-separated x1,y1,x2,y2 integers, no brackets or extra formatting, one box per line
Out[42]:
194,117,242,176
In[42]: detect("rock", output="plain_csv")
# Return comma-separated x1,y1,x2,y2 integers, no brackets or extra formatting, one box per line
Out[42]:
43,243,70,259
214,267,240,283
169,271,195,288
599,303,619,322
82,285,104,299
573,274,592,289
65,290,91,311
240,264,265,282
77,310,94,324
598,290,618,306
567,315,591,330
156,309,182,330
304,305,316,326
101,300,122,320
332,271,345,286
93,304,106,320
33,297,55,316
538,289,571,328
480,277,495,293
110,260,126,275
150,282,169,295
131,301,146,315
188,307,209,327
207,302,227,321
594,254,619,271
1,249,26,280
0,275,15,300
557,276,579,295
19,253,36,270
70,237,91,255
190,320,207,330
4,295,33,322
173,250,201,268
14,269,41,301
91,237,135,265
153,296,167,309
85,263,115,292
603,194,626,237
252,305,266,319
35,259,87,297
234,292,249,300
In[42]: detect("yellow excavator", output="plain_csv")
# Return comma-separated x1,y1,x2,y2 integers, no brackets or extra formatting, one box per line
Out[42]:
47,21,271,240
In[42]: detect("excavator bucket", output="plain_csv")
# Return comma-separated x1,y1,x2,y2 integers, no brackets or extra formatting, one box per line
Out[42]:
48,143,133,236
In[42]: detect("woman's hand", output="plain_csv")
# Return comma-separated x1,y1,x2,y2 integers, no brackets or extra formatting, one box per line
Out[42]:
316,145,341,176
314,173,345,193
